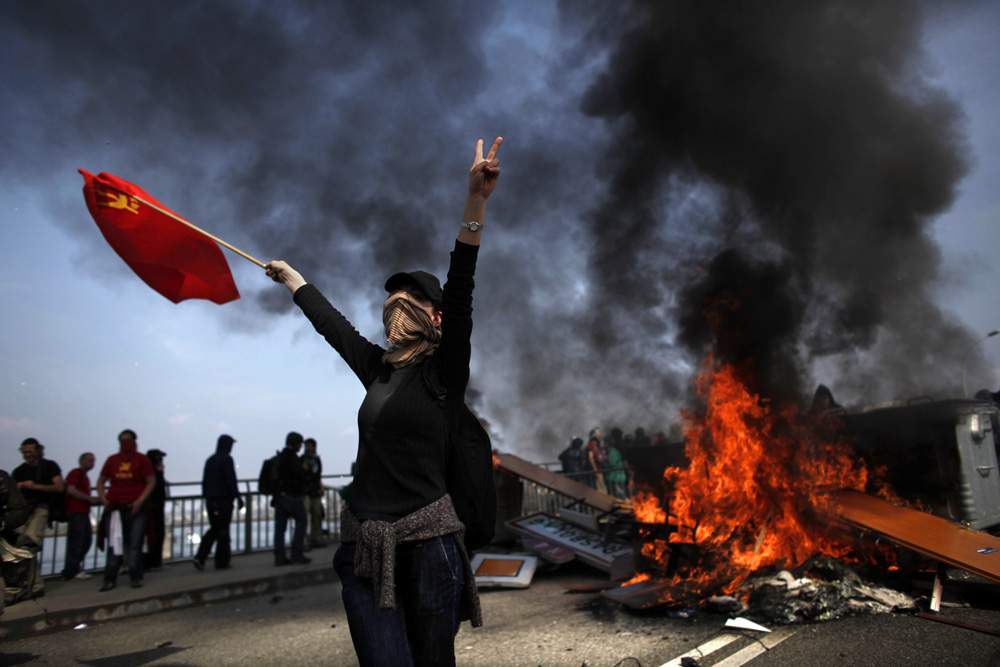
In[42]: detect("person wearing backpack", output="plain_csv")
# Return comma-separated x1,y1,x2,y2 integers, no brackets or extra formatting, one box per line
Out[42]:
265,136,502,667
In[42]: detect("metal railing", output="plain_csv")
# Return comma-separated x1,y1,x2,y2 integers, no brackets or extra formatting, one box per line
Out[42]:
34,465,634,577
34,474,352,578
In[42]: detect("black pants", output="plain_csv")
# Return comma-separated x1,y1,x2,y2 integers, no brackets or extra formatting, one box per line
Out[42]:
145,502,165,569
195,498,234,568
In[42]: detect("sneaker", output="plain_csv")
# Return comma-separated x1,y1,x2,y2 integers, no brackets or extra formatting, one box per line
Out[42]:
74,572,93,580
130,578,143,589
192,559,205,571
290,556,312,565
99,581,116,592
275,557,292,567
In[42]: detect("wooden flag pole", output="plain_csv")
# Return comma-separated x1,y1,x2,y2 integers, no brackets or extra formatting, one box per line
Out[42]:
130,194,266,268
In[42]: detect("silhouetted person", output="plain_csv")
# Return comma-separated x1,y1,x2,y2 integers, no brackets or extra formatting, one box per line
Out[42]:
302,438,325,549
194,435,241,571
558,437,585,478
144,449,168,570
273,431,310,566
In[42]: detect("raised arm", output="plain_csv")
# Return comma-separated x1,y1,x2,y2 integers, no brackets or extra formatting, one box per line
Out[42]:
458,137,502,247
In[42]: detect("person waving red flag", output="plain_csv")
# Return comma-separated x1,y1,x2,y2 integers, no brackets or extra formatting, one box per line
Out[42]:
79,170,243,305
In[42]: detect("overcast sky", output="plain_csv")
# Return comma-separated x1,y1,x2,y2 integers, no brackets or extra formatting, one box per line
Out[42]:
2,1,998,484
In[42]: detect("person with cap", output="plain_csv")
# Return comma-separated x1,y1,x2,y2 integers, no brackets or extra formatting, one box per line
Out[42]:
96,429,155,591
194,434,242,570
144,448,168,570
265,136,502,666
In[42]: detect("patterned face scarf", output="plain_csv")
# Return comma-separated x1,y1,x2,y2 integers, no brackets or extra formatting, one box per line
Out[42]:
381,292,441,368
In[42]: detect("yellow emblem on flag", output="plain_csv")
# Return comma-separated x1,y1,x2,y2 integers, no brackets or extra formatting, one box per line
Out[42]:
96,187,140,214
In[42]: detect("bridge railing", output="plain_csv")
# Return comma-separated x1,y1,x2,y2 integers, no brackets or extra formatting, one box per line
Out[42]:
34,474,352,578
35,464,633,577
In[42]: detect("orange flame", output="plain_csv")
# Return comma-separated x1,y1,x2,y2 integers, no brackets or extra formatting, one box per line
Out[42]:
631,355,897,597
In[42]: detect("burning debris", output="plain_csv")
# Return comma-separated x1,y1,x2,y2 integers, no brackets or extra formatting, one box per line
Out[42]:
622,356,901,607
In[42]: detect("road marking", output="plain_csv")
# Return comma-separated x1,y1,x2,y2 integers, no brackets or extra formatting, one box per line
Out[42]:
658,633,742,667
711,627,801,667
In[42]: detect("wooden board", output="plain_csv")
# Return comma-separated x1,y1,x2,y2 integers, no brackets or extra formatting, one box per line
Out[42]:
825,490,1000,583
495,453,630,514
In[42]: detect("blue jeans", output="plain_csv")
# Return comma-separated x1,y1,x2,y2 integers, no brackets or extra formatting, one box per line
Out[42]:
334,535,465,667
62,512,92,578
273,494,306,562
103,506,148,583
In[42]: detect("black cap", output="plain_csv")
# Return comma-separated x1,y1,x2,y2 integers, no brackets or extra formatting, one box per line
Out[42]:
147,449,167,463
218,434,236,447
384,271,442,307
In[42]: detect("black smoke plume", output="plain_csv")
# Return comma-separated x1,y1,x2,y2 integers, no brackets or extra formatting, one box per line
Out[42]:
0,0,980,458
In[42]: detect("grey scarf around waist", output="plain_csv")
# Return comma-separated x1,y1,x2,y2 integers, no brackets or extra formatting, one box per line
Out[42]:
341,494,482,626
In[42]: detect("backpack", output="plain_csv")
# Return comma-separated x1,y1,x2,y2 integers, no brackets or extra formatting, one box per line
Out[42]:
422,362,497,552
257,451,282,496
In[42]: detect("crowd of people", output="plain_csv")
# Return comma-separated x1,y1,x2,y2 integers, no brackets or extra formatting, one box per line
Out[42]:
556,426,659,500
0,429,330,613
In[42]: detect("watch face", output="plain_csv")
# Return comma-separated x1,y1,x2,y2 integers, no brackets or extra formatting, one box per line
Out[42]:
464,222,482,232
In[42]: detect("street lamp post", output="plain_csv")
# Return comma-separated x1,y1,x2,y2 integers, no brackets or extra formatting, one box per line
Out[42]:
962,329,1000,397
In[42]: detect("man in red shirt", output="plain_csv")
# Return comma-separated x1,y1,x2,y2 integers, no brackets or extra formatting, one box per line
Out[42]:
61,453,98,580
95,430,155,591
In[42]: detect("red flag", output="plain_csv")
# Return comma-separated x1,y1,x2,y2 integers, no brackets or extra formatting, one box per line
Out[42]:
79,170,240,305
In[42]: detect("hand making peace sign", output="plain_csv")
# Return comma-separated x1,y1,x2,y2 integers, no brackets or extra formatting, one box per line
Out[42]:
468,137,502,201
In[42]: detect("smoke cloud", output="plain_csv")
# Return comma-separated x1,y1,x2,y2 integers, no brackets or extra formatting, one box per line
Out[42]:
0,0,978,458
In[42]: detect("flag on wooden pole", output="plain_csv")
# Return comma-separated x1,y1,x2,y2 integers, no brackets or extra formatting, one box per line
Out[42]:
79,170,242,304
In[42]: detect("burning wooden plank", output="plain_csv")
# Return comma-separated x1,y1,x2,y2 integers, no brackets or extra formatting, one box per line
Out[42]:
823,489,1000,584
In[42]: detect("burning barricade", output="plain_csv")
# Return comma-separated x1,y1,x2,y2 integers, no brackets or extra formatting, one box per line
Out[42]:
494,355,1000,627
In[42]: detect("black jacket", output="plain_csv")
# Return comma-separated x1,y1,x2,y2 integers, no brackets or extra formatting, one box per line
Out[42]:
293,241,478,521
203,439,240,499
277,447,306,495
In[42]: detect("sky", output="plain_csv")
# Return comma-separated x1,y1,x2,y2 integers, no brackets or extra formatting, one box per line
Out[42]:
2,0,999,485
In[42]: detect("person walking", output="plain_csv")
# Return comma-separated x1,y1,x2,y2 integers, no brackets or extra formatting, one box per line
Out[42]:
194,435,241,570
272,432,310,567
61,452,98,580
96,429,155,591
265,135,502,666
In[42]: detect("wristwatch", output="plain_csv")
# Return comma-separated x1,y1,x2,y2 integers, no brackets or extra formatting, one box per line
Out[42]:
460,221,483,233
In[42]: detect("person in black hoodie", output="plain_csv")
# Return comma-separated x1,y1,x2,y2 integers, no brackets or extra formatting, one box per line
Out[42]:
265,136,502,667
194,435,241,570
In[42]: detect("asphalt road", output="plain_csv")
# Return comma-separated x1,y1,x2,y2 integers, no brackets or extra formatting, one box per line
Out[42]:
2,561,999,666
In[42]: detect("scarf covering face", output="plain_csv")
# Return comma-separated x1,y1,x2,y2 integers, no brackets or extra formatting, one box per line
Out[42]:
381,292,441,368
119,437,138,459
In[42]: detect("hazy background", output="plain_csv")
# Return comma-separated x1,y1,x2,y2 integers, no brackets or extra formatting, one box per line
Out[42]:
2,0,999,484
